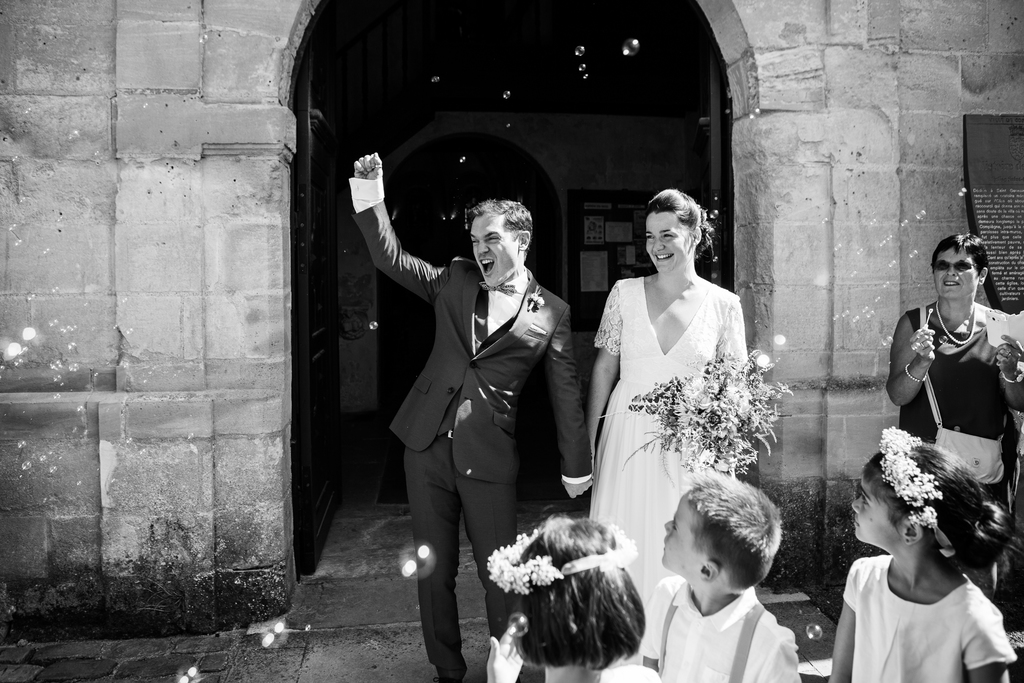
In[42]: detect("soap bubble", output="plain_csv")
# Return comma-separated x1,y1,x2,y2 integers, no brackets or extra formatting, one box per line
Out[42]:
401,559,417,577
179,677,189,683
806,623,823,640
459,156,466,163
431,75,440,83
187,667,198,677
274,621,285,634
709,209,719,219
502,90,511,99
400,542,437,579
621,38,640,56
507,612,530,637
22,327,36,341
909,249,919,259
22,461,31,470
915,210,926,220
369,321,379,330
578,63,586,72
961,187,967,193
575,46,585,57
4,342,23,360
754,108,761,115
755,353,771,368
773,334,786,346
261,633,275,647
582,73,588,79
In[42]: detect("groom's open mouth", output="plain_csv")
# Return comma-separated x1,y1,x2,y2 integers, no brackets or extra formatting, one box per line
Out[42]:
479,258,495,275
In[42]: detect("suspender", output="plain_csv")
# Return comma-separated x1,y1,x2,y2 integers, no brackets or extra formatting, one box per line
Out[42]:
659,586,765,683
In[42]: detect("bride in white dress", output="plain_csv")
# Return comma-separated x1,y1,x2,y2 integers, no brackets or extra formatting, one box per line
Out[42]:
587,189,747,603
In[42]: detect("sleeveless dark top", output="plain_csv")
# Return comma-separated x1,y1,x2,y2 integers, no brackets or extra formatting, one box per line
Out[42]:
898,307,1016,457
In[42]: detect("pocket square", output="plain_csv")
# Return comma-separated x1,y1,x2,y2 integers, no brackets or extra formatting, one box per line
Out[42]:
527,324,548,336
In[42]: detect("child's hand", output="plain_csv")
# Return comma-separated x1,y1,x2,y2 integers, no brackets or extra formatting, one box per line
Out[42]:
486,631,524,683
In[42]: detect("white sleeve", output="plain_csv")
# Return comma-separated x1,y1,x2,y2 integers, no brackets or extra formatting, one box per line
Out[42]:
594,280,623,356
751,622,801,683
639,578,676,660
962,592,1017,670
349,176,385,213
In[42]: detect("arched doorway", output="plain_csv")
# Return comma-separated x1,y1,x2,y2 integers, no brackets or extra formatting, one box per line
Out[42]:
374,135,566,503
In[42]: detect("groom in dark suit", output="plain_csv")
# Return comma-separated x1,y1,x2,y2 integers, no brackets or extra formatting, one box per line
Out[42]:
350,153,592,682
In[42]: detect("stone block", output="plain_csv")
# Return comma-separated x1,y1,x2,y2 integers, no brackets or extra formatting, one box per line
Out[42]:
0,96,111,159
115,21,201,91
124,397,213,439
123,362,205,392
897,53,960,112
1,0,115,24
825,109,896,167
732,112,829,167
733,160,830,226
118,0,199,21
115,95,296,158
204,0,299,37
115,159,200,223
204,294,287,359
0,516,47,579
105,568,215,633
1,222,112,295
826,414,890,477
776,415,825,478
201,156,288,224
106,639,173,659
113,224,203,293
901,0,987,51
37,659,116,680
0,663,46,681
824,47,897,111
115,654,195,678
837,286,894,350
0,25,14,93
183,296,204,361
899,112,961,169
214,565,290,631
214,503,286,569
102,438,214,515
28,642,111,664
737,0,826,49
0,395,88,439
756,47,825,111
173,634,235,654
760,478,825,588
962,55,1024,112
203,30,282,103
101,512,214,573
771,350,830,382
14,24,115,95
772,222,830,287
115,296,187,359
898,167,968,225
205,222,286,293
29,294,118,364
204,359,287,390
827,0,865,43
823,478,871,582
732,221,774,287
866,0,899,46
214,396,284,436
0,649,34,665
832,349,890,377
825,383,891,416
0,440,100,515
695,1,749,65
11,159,116,226
778,388,825,417
48,515,101,575
990,0,1024,53
774,285,830,351
213,436,285,508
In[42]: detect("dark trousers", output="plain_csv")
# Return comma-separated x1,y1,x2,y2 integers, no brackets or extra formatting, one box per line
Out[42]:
404,434,518,679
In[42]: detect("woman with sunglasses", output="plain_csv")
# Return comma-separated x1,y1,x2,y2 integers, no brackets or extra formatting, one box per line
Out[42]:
885,233,1024,511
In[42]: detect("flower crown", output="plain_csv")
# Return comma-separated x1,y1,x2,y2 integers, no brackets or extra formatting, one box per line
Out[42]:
487,525,639,595
878,428,951,554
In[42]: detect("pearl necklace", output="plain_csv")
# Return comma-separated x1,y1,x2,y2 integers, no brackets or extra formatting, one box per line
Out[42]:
934,304,975,347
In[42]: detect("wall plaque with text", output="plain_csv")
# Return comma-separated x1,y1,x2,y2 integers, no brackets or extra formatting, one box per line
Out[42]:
964,115,1024,314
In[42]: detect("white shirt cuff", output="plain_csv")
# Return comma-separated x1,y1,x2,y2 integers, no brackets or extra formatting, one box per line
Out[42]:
562,474,593,485
349,176,385,213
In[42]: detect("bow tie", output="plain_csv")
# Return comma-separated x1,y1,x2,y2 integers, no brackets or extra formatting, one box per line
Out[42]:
480,282,518,296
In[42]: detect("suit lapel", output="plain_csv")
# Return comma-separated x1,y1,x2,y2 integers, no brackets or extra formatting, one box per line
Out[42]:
475,272,541,361
463,274,481,354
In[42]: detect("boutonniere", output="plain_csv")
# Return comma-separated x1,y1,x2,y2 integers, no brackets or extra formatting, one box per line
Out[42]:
525,292,545,313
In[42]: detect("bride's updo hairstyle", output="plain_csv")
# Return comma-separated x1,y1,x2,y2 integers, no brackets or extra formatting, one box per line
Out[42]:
646,189,715,259
517,516,645,670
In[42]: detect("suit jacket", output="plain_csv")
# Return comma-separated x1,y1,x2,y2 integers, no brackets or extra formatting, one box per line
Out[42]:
354,203,591,484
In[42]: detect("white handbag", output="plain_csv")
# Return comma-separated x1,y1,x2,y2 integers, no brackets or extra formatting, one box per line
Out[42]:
918,306,1004,483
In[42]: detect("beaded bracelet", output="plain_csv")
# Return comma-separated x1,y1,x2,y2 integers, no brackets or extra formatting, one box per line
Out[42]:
904,364,924,383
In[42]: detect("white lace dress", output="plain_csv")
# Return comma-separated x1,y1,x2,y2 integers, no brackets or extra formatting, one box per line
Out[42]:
589,278,747,602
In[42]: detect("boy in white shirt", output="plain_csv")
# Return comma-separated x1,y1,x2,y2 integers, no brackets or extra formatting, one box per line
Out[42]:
641,471,800,683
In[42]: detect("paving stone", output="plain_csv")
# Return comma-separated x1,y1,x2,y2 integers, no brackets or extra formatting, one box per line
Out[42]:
172,635,234,653
199,652,230,671
113,655,194,678
0,649,33,665
0,664,45,682
37,659,116,681
32,643,110,664
106,639,174,660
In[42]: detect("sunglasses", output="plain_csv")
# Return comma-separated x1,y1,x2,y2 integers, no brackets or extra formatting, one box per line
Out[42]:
931,260,976,273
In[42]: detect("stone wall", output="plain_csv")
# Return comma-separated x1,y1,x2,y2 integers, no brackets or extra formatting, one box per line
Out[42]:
0,0,311,631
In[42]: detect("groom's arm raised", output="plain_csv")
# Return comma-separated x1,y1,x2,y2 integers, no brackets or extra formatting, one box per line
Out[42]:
349,153,448,303
543,304,593,497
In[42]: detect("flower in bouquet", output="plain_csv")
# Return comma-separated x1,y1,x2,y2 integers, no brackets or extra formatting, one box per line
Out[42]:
627,351,791,478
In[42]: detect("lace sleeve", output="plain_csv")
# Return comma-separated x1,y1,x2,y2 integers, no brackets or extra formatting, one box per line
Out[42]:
716,294,747,361
594,281,623,356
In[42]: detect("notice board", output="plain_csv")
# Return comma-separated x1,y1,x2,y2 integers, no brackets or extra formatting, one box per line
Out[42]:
964,115,1024,314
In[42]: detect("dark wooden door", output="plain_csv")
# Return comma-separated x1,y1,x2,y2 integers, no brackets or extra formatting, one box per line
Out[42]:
292,3,340,576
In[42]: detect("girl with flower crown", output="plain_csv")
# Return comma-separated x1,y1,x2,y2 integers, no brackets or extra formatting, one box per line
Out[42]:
485,516,660,683
830,428,1017,683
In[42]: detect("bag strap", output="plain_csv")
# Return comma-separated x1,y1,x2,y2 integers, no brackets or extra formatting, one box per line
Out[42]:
917,305,944,430
659,585,685,674
728,602,766,683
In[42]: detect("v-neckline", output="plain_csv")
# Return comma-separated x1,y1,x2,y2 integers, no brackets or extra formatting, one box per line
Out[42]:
641,278,711,356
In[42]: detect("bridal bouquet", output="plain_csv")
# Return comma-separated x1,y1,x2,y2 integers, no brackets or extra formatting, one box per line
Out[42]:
628,351,790,476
